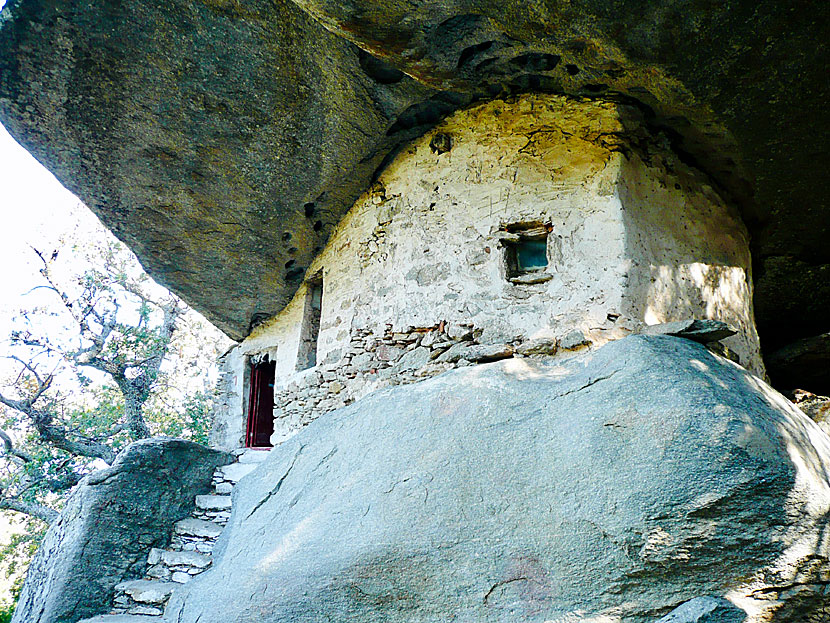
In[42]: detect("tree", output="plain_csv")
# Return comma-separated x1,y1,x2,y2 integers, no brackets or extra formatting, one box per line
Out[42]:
0,232,228,525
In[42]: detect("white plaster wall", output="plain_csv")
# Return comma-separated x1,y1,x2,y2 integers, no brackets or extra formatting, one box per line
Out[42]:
217,94,763,446
247,95,635,369
208,346,248,451
617,152,763,373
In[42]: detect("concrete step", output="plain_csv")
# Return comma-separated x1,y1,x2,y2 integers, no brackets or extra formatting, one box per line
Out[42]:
195,494,231,511
236,449,269,463
213,461,258,483
173,517,223,539
147,547,211,569
113,579,177,604
79,616,161,623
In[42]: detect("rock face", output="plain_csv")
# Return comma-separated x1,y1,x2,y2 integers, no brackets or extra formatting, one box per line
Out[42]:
0,0,827,351
13,438,231,623
0,0,434,340
166,336,830,622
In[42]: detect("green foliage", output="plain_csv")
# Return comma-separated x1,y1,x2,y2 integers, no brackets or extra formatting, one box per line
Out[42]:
0,515,46,616
146,390,215,445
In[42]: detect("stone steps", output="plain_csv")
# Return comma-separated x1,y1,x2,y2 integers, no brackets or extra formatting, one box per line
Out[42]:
212,461,258,485
111,580,177,616
173,517,223,539
105,450,269,619
195,494,231,510
115,579,177,602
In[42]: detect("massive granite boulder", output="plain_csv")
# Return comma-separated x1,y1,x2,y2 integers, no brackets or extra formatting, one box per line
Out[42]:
166,336,830,622
13,438,231,623
0,1,828,369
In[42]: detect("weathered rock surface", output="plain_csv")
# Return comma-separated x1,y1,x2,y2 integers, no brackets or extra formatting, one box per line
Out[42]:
0,0,434,340
656,597,745,623
166,336,830,622
0,0,827,349
13,438,231,623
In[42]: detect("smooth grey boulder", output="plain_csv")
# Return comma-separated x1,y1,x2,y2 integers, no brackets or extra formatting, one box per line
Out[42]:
13,438,231,623
166,336,830,622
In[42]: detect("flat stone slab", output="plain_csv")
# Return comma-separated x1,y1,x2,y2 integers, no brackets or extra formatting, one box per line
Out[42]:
214,482,233,494
236,450,270,464
174,518,223,539
516,337,558,356
642,319,736,343
148,548,211,569
195,495,232,510
114,579,177,604
465,343,514,363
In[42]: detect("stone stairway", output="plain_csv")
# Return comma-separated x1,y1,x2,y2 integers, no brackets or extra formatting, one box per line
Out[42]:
79,449,268,623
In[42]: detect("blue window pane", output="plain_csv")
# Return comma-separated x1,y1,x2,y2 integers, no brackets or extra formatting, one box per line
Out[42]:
516,240,547,271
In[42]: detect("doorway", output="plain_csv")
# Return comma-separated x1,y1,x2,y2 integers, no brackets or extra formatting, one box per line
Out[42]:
245,359,276,448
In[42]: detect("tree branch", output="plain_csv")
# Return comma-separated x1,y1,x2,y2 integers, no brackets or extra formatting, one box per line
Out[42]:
0,427,32,463
0,390,116,464
0,497,58,524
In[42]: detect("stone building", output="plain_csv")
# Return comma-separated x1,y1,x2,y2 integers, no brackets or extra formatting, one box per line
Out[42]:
211,94,763,451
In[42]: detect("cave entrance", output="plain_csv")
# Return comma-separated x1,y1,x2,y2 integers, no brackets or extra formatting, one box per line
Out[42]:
245,359,275,448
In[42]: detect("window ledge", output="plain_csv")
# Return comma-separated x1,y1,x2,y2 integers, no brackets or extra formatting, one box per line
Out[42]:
509,273,553,285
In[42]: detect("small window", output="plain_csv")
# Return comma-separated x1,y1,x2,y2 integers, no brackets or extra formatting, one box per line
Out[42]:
502,224,552,284
514,239,548,272
296,276,323,370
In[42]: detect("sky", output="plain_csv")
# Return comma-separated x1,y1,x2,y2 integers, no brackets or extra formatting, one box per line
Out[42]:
0,119,88,604
0,124,89,333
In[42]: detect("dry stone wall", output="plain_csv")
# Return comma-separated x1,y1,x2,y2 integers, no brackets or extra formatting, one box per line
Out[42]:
270,322,567,443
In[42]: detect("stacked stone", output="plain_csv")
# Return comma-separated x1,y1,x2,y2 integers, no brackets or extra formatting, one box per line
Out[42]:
167,516,222,555
104,450,268,619
269,320,744,444
272,323,570,439
190,494,232,526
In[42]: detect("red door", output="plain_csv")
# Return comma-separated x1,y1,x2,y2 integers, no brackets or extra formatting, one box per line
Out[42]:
246,361,275,448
